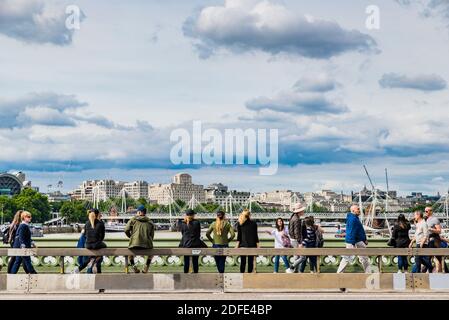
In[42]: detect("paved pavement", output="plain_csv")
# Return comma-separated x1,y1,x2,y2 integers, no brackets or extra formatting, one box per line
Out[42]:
2,291,449,300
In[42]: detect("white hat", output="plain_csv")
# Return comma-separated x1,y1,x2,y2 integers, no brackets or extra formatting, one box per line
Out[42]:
292,203,306,213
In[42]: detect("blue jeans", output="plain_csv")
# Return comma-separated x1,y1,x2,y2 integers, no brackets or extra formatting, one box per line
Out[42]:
86,257,103,273
10,256,37,274
213,244,228,273
412,244,433,273
299,243,317,273
397,256,409,271
274,255,290,272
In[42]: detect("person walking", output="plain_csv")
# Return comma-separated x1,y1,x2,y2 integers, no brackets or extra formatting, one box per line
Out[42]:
236,209,259,273
266,218,290,273
299,216,318,273
206,211,235,273
84,209,106,274
425,207,442,272
288,203,307,271
10,211,37,274
392,214,411,273
337,205,371,273
287,216,320,273
7,211,28,274
410,210,433,273
125,205,155,273
179,209,204,273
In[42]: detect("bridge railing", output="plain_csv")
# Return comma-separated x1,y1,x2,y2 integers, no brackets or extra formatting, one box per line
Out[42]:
2,248,449,274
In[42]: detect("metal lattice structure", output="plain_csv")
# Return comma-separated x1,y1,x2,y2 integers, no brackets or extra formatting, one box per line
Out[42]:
0,173,22,196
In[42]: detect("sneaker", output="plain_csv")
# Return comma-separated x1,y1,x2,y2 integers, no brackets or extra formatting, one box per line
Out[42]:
339,288,346,293
142,265,149,274
132,265,140,274
286,268,294,273
92,261,99,274
397,270,402,273
86,259,94,270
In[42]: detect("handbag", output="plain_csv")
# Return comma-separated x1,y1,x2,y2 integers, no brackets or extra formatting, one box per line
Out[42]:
387,237,396,247
281,233,292,248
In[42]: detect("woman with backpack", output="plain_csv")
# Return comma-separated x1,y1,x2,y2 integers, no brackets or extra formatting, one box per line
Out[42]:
266,218,291,273
236,209,259,273
6,210,28,273
179,209,205,273
392,214,411,273
206,211,235,273
84,209,106,274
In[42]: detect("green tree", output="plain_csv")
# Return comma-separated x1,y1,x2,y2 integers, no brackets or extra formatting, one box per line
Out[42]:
0,195,15,222
12,188,51,223
51,201,64,213
60,200,89,223
175,199,186,208
311,203,327,213
249,202,265,213
137,198,148,206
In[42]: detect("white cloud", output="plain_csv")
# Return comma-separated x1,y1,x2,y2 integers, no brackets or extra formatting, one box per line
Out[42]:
0,0,83,45
183,0,378,59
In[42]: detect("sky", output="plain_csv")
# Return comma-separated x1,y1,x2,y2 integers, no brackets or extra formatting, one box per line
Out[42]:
1,0,449,195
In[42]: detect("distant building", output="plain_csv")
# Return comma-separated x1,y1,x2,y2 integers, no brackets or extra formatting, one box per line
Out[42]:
205,183,250,206
0,171,30,196
148,173,205,205
257,190,302,205
70,180,126,201
124,181,149,200
46,191,71,203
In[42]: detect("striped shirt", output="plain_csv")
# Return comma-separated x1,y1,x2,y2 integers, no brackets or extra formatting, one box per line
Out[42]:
302,226,316,247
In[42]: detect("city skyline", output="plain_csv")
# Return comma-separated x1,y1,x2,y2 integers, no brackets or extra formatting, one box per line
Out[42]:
1,0,449,194
18,169,447,197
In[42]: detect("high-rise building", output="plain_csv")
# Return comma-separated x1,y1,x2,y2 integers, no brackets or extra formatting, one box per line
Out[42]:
148,173,205,205
70,180,125,201
124,181,149,200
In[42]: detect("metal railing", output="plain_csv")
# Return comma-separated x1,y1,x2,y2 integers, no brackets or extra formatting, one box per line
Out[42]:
2,248,449,274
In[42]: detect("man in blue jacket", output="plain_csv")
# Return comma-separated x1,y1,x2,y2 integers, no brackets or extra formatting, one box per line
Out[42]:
337,205,371,273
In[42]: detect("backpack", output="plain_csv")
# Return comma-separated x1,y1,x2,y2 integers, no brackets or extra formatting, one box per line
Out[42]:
2,226,9,244
315,225,324,248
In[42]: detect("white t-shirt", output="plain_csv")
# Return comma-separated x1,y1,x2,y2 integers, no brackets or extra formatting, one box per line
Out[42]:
415,220,429,245
271,227,289,248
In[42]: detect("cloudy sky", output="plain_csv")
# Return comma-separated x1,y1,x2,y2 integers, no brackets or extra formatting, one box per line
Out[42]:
1,0,449,195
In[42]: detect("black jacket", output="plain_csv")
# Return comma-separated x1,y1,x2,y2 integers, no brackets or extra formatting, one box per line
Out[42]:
179,220,204,248
392,222,411,248
237,219,259,248
85,219,106,249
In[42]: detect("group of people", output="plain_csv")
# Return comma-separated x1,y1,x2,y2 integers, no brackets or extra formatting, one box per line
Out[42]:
390,206,448,273
3,203,447,275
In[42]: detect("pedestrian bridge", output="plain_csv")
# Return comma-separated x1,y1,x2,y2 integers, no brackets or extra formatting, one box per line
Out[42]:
2,248,449,293
109,212,449,220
